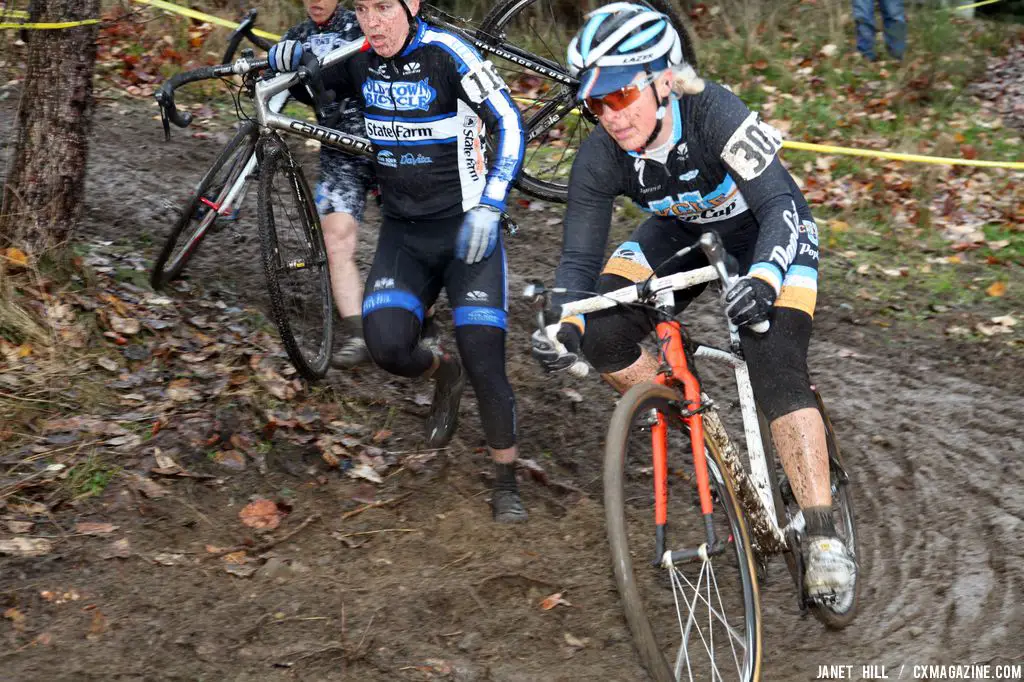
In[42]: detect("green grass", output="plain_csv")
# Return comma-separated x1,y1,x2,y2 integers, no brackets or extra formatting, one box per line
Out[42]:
65,456,119,499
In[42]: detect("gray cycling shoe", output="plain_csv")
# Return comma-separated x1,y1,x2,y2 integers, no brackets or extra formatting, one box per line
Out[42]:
804,536,856,600
491,488,528,523
331,336,369,369
425,355,465,448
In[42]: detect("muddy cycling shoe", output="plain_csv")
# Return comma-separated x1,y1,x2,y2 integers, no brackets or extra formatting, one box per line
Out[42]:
803,536,856,600
425,355,465,448
491,488,528,523
330,337,369,369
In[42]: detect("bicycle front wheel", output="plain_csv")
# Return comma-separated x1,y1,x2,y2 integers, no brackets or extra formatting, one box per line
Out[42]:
151,120,257,289
605,383,761,682
255,137,333,380
479,0,697,203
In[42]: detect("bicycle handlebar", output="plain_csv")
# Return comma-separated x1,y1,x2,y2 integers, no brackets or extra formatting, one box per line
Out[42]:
155,57,269,140
525,232,771,377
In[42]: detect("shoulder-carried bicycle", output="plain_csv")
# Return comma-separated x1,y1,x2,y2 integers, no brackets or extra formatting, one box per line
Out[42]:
149,1,697,292
525,231,859,681
149,1,697,379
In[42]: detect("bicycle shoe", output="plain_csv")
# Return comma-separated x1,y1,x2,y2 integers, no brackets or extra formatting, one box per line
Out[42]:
803,536,856,600
331,336,369,369
491,488,528,524
425,354,465,448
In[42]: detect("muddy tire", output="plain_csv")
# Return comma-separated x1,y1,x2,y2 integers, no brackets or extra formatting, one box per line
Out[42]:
151,121,257,289
604,382,761,682
477,0,696,204
255,137,333,381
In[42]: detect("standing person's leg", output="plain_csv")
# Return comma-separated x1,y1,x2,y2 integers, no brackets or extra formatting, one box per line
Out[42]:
851,0,878,60
360,219,440,377
446,231,526,523
317,148,373,368
878,0,907,60
361,219,465,448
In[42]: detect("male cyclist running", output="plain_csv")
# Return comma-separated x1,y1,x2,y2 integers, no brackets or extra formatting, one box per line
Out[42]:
530,2,855,598
270,0,528,522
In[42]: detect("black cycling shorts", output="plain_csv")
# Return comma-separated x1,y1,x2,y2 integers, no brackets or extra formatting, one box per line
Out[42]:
582,215,821,422
362,214,508,330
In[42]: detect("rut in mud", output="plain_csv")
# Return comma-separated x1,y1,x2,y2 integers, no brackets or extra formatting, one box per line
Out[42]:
1,100,1021,681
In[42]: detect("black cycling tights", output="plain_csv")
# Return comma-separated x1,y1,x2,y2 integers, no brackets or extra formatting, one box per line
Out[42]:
363,307,517,449
583,298,817,423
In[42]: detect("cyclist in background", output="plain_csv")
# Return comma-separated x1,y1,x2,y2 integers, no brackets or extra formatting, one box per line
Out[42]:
280,0,373,368
270,0,528,522
530,3,855,598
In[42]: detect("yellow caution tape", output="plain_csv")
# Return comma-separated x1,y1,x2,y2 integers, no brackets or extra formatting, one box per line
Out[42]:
0,19,98,29
782,140,1024,169
0,9,29,18
130,0,280,41
949,0,1003,11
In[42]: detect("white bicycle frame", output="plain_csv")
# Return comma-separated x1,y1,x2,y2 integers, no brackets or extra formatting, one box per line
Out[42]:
208,40,374,222
553,263,797,556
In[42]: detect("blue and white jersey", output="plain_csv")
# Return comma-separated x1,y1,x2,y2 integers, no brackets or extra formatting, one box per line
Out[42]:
322,19,525,221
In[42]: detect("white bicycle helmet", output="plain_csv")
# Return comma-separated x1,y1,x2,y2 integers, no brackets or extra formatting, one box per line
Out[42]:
567,2,684,100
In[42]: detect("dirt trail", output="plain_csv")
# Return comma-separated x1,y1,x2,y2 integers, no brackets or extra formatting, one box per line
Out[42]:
1,100,1021,681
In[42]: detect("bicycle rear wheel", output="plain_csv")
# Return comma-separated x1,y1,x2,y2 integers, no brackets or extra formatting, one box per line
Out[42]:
763,391,860,629
478,0,697,203
255,137,333,380
605,382,761,682
151,121,257,289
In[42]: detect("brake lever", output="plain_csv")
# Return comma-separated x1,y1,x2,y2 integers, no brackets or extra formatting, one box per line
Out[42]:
159,100,170,141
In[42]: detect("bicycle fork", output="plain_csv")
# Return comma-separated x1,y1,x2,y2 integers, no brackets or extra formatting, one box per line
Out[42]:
651,321,726,568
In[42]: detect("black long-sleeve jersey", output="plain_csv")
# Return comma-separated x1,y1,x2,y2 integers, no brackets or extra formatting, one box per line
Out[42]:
282,8,364,137
318,19,525,222
554,81,815,309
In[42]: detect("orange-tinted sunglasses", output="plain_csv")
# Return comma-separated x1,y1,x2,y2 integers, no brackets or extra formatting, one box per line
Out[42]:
583,72,658,116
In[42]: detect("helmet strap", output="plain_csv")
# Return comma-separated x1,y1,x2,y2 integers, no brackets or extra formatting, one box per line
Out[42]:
636,70,667,153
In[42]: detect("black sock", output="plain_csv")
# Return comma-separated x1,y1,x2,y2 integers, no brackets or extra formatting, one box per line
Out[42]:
341,315,363,339
803,506,837,537
494,462,519,492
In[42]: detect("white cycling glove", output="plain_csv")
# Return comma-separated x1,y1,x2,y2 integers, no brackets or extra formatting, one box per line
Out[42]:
456,204,501,264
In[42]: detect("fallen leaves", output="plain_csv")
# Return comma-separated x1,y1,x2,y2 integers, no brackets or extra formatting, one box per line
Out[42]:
4,607,27,631
3,246,29,268
985,281,1007,297
0,537,53,556
75,522,119,536
239,499,283,530
98,538,132,559
108,315,141,336
540,592,572,610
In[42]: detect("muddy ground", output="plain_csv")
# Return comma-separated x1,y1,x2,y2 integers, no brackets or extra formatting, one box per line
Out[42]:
1,97,1023,682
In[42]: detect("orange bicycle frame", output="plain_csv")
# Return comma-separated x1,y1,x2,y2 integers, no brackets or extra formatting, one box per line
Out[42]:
651,319,720,564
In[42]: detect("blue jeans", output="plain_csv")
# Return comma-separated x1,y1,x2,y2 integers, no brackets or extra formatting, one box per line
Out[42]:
852,0,906,60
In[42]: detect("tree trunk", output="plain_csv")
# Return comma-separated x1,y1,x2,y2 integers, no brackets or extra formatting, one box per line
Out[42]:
0,0,100,253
